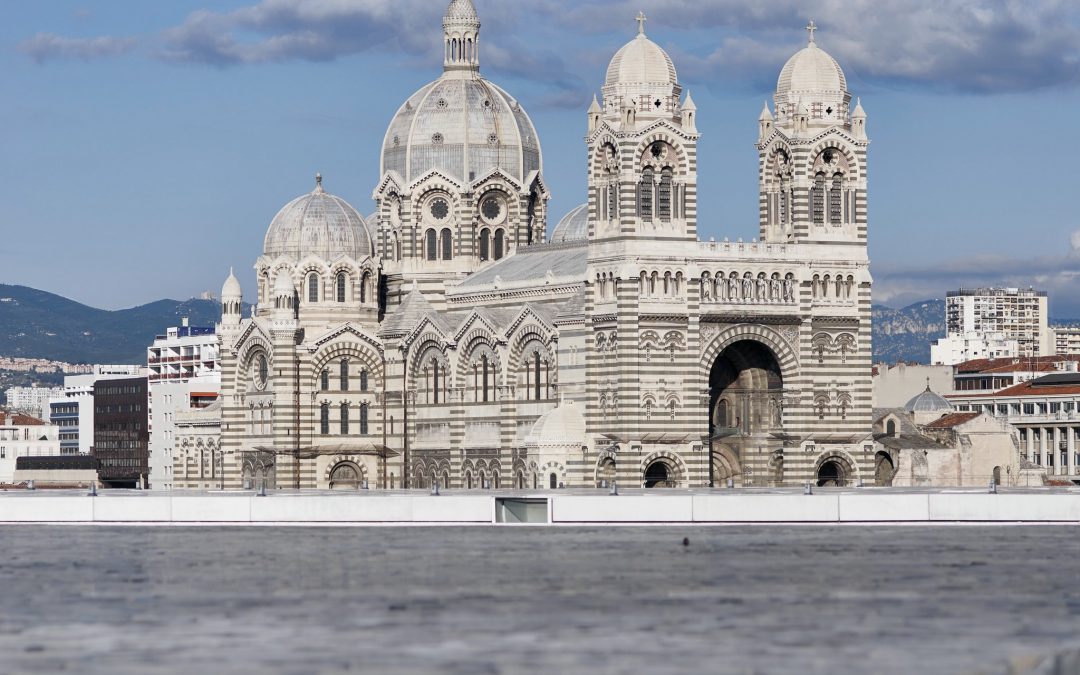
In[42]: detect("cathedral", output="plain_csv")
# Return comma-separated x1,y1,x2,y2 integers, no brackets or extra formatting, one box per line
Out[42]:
195,1,873,491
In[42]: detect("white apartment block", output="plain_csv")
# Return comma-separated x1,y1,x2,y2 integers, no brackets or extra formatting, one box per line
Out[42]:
930,330,1018,366
48,365,145,455
148,320,220,490
4,385,64,418
1051,326,1080,356
945,288,1051,358
0,411,60,484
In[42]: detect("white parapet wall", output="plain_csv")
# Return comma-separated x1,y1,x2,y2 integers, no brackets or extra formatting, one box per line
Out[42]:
0,490,1077,525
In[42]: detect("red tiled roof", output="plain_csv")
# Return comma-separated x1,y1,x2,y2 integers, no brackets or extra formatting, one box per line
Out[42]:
923,412,980,429
0,412,46,426
955,354,1080,374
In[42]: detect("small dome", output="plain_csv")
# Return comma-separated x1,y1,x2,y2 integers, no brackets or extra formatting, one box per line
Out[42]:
273,269,296,297
904,386,952,414
777,43,847,99
263,175,373,260
551,204,588,242
445,0,478,20
605,32,677,87
526,401,585,445
221,268,242,300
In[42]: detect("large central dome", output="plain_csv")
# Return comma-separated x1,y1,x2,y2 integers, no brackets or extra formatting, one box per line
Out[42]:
381,77,541,185
380,0,541,186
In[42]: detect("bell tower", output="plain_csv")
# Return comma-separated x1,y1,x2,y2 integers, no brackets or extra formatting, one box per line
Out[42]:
758,23,868,245
586,14,699,242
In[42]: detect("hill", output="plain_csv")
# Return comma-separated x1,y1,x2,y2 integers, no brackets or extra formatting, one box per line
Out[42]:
0,285,238,365
871,299,946,364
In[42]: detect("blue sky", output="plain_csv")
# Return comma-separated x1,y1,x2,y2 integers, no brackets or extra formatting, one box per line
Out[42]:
3,0,1080,314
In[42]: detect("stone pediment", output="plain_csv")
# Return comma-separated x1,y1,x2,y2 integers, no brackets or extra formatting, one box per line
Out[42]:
308,323,383,354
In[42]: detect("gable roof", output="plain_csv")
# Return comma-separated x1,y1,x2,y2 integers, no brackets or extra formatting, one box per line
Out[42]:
922,412,981,430
379,289,449,338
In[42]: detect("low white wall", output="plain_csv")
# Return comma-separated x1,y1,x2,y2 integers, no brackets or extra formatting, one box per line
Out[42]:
0,491,1076,524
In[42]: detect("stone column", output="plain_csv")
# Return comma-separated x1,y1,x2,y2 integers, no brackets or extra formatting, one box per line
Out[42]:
1068,425,1076,474
1053,427,1062,476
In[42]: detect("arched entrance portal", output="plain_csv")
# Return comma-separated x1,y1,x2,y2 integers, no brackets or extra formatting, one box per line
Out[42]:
708,340,784,486
644,461,675,488
874,451,894,487
817,459,847,487
709,340,784,436
329,462,362,490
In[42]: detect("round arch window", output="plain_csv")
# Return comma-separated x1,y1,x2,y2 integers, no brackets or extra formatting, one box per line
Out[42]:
481,196,503,223
430,198,450,221
253,354,269,391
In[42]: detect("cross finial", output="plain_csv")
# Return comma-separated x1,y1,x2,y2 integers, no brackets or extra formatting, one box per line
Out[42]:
315,172,323,191
636,11,647,35
806,20,817,45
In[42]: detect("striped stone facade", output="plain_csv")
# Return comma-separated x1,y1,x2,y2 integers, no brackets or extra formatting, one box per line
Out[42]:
202,8,874,491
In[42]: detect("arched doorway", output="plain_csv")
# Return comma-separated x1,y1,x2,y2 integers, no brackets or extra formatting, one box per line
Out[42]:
875,451,895,486
708,340,784,486
992,466,1002,486
817,459,847,487
329,462,362,490
644,461,675,488
709,340,784,436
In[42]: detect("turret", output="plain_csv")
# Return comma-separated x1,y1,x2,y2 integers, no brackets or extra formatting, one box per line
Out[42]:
272,271,297,319
588,94,602,133
683,91,697,133
758,102,773,141
443,0,480,74
852,98,867,140
221,268,243,327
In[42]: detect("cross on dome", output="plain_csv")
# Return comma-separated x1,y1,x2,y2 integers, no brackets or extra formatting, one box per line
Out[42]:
636,11,647,36
806,20,817,45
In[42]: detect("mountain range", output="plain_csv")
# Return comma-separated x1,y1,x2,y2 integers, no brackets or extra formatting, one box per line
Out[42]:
0,285,1036,367
0,285,239,365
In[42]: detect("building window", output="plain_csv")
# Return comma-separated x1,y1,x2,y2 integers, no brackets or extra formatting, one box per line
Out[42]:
339,359,350,391
637,168,654,219
432,359,440,404
320,369,329,391
360,369,369,392
336,273,347,302
340,403,349,435
812,173,826,224
320,404,329,435
482,354,490,403
829,175,843,224
308,273,319,303
479,229,490,260
426,229,438,261
608,183,618,221
360,404,369,436
493,230,505,260
440,228,453,261
658,168,672,220
534,352,542,401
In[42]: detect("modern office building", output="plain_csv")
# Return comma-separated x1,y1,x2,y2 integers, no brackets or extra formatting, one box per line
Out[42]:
1050,326,1080,356
48,365,145,455
930,330,1018,366
92,377,149,488
4,386,64,418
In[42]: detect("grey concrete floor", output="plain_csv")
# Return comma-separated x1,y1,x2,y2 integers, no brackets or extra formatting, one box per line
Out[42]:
0,526,1078,674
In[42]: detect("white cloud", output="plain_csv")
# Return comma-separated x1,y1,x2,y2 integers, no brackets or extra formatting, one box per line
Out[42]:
19,33,136,63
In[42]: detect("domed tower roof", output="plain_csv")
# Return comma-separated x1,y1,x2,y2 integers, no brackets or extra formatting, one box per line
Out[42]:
904,385,953,414
600,13,681,123
221,268,242,300
774,22,850,114
380,0,542,186
605,17,678,88
263,174,373,260
526,401,586,446
273,268,296,297
550,203,588,243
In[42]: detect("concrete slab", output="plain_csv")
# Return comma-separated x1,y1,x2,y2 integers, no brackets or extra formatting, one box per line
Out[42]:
410,496,493,523
250,495,415,522
0,496,94,522
692,494,840,522
837,493,931,522
172,496,252,523
94,496,173,522
552,495,694,523
929,493,1080,522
